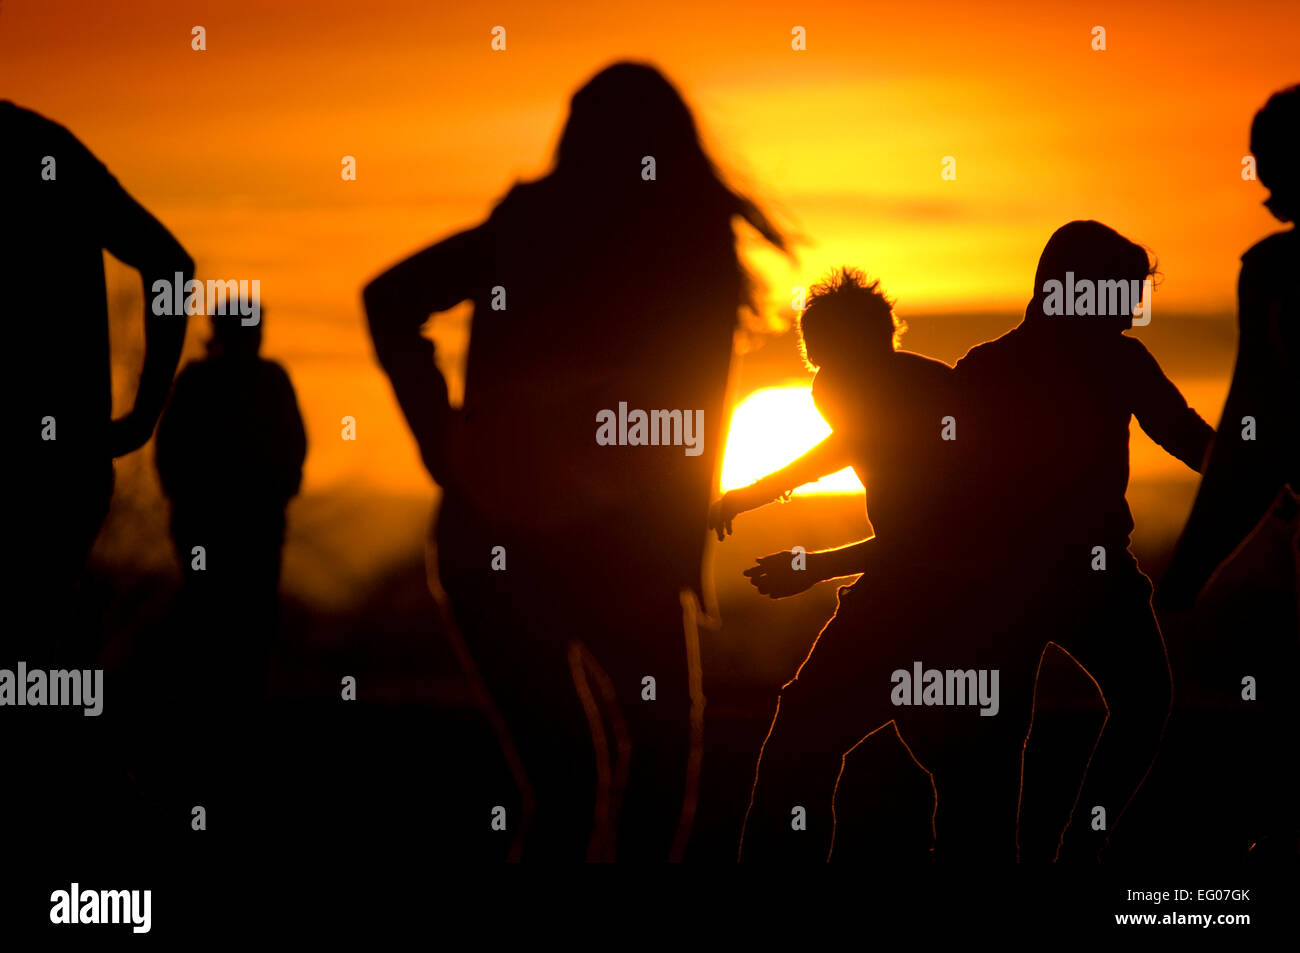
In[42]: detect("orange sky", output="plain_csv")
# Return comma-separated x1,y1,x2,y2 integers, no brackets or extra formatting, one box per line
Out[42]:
3,0,1296,494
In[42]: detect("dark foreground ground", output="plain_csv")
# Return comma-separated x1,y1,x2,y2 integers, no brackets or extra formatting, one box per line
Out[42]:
2,485,1296,938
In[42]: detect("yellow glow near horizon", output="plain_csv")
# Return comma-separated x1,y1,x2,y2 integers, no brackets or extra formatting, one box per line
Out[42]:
720,385,863,496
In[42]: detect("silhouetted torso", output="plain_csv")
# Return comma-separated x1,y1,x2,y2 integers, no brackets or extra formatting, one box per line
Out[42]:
440,179,739,595
954,320,1213,570
812,350,958,561
1167,229,1299,594
157,356,305,508
3,101,189,663
156,354,305,601
4,102,116,473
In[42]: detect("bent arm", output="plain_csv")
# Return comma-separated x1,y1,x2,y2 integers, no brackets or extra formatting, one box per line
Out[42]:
1129,342,1215,472
363,226,487,484
99,171,194,457
811,537,874,579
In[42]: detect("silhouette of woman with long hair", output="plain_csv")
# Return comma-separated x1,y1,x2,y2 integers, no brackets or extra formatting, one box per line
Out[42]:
364,62,786,861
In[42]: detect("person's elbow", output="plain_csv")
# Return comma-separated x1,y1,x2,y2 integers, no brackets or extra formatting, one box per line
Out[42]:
362,272,395,327
363,276,410,366
153,237,195,280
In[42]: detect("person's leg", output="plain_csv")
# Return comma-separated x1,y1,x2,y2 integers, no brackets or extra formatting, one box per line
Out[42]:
1053,567,1172,861
8,463,113,850
923,723,1030,864
740,586,905,863
581,588,697,862
448,588,599,861
887,582,1042,865
435,512,601,862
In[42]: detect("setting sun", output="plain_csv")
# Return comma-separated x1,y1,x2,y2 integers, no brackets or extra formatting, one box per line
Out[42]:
720,384,863,496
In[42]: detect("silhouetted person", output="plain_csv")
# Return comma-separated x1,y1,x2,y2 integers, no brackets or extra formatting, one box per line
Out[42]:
716,269,1022,863
954,221,1214,860
156,305,306,701
364,62,787,861
1162,87,1299,604
2,102,191,853
1159,85,1299,858
3,101,193,667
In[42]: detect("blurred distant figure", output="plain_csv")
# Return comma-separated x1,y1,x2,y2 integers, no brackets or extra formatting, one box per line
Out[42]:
155,306,306,699
365,62,787,861
1,100,193,667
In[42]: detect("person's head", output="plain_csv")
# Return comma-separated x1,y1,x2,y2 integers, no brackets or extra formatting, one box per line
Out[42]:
207,302,263,360
1250,85,1299,223
1030,221,1157,333
550,62,786,300
797,266,905,371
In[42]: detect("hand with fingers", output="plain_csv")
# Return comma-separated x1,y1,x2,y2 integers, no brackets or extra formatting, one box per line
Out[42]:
708,484,793,542
707,492,743,541
743,549,823,599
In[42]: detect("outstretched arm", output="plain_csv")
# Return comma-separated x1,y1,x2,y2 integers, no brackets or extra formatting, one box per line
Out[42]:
709,433,852,539
363,226,488,485
1128,340,1215,474
744,537,875,598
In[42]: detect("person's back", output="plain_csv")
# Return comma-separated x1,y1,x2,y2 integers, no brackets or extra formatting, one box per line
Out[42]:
155,314,304,709
157,357,306,515
812,349,958,559
957,325,1211,570
1238,230,1300,434
955,223,1212,576
156,311,306,596
445,175,740,592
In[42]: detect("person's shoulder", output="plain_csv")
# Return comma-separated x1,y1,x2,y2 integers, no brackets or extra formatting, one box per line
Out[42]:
487,178,546,223
954,327,1017,373
164,359,212,403
896,349,955,384
1,100,57,132
1112,333,1162,377
1242,228,1296,260
810,366,855,414
1241,229,1297,273
258,358,297,389
897,349,952,370
2,102,93,156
